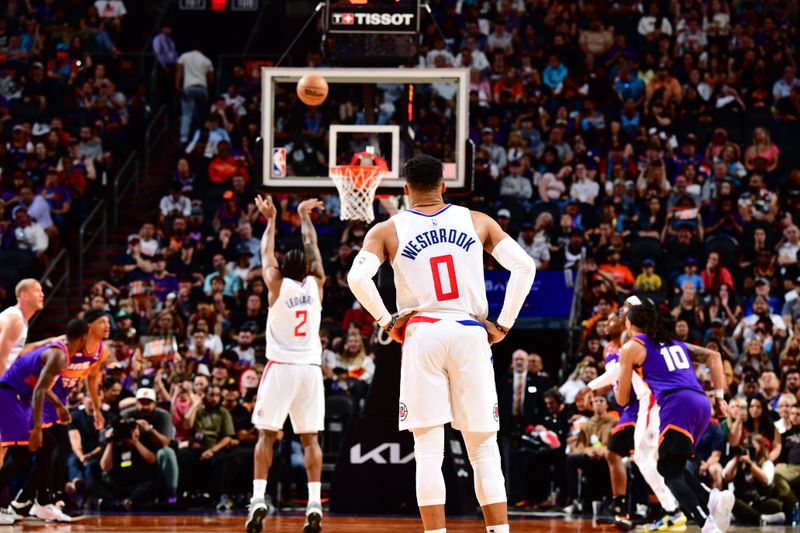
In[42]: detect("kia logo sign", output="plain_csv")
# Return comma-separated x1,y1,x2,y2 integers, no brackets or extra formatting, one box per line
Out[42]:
350,443,414,464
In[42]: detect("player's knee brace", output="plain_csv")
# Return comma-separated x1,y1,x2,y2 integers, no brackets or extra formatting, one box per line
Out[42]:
412,426,446,507
463,431,506,507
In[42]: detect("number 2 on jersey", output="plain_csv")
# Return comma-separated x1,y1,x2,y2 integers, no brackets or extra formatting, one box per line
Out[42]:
294,310,308,337
430,255,459,301
660,345,690,371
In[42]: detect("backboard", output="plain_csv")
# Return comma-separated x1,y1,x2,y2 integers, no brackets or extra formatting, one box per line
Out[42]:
261,67,472,194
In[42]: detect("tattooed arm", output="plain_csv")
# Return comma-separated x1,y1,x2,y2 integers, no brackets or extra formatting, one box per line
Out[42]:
685,342,729,417
297,198,326,298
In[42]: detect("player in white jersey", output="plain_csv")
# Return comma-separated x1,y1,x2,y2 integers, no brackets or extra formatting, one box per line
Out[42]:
348,155,536,533
0,279,45,377
246,196,325,533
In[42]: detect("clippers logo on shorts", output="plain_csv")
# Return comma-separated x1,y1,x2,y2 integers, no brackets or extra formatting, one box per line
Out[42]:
493,403,499,422
398,402,408,422
272,147,286,177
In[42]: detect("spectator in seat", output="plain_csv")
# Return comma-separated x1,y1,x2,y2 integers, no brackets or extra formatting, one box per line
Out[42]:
120,387,178,503
94,417,160,510
558,359,599,405
229,328,256,368
775,394,797,435
778,225,800,288
598,247,634,295
178,385,235,504
68,394,108,496
674,257,704,293
563,394,615,512
634,258,662,293
776,404,800,492
499,159,533,205
783,276,800,327
722,433,796,525
734,295,789,347
17,184,55,242
517,222,549,270
159,183,192,222
208,141,249,187
702,252,734,295
11,205,48,270
39,169,72,239
203,253,243,298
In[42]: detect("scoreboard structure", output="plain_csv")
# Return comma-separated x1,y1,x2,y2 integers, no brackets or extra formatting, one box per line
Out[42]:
326,0,420,34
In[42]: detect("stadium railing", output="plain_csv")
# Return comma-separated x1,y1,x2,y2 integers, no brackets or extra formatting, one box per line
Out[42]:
77,200,108,298
144,105,169,180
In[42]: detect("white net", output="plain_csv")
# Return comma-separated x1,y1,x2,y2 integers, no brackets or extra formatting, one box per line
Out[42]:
330,165,385,223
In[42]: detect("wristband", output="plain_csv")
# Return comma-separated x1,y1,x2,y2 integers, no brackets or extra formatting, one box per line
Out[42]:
494,322,509,335
383,316,397,333
713,389,725,399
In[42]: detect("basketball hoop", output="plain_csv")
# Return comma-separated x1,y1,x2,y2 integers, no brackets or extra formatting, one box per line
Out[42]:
330,165,386,223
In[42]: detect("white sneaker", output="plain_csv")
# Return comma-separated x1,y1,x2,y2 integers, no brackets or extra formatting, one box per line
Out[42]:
0,507,17,525
245,500,267,533
29,502,72,522
702,514,722,533
304,501,323,533
709,489,734,532
760,511,785,526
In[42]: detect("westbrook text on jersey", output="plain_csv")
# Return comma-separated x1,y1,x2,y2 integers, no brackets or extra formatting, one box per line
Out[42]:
399,228,477,260
285,295,315,309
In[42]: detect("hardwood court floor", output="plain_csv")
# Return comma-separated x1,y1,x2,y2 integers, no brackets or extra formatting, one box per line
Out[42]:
1,514,782,532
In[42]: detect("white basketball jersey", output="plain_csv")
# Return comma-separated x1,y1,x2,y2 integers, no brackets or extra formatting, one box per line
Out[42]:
391,204,488,319
0,306,27,370
266,276,322,365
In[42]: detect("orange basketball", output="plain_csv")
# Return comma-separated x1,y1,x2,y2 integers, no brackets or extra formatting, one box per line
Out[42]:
296,74,329,106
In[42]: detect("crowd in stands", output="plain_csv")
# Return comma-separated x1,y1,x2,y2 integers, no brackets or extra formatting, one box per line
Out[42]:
6,0,800,523
0,0,144,299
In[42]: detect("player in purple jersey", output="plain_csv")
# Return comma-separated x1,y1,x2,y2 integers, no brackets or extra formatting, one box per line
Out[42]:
617,303,733,532
0,319,88,525
11,310,109,521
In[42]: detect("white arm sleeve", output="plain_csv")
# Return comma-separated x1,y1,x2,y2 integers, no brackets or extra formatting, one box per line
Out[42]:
588,361,620,391
347,250,392,328
491,237,537,329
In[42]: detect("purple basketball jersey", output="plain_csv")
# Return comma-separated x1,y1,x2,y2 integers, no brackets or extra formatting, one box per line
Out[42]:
43,341,104,425
635,334,703,403
0,341,66,399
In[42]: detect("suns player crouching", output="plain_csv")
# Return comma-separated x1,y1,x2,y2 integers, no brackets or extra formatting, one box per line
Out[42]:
246,196,326,533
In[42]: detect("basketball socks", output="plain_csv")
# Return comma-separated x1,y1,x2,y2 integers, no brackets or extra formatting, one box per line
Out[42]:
251,479,267,502
308,482,321,505
487,525,509,532
425,529,446,533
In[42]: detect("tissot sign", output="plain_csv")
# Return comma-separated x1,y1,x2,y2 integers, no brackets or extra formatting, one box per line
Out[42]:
327,0,419,34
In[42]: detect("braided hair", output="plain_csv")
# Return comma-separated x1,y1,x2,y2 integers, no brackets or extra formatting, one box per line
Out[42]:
281,249,307,281
627,301,673,344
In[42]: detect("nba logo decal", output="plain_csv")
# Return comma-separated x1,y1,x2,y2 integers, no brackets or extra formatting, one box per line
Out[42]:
399,402,408,421
431,219,438,226
272,147,286,177
493,403,499,422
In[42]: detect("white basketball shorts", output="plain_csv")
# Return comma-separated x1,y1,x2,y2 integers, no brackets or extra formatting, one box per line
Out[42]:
635,391,661,451
399,316,499,432
252,361,325,434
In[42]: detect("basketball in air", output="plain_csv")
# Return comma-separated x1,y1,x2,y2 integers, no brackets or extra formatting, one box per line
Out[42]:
297,74,328,106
